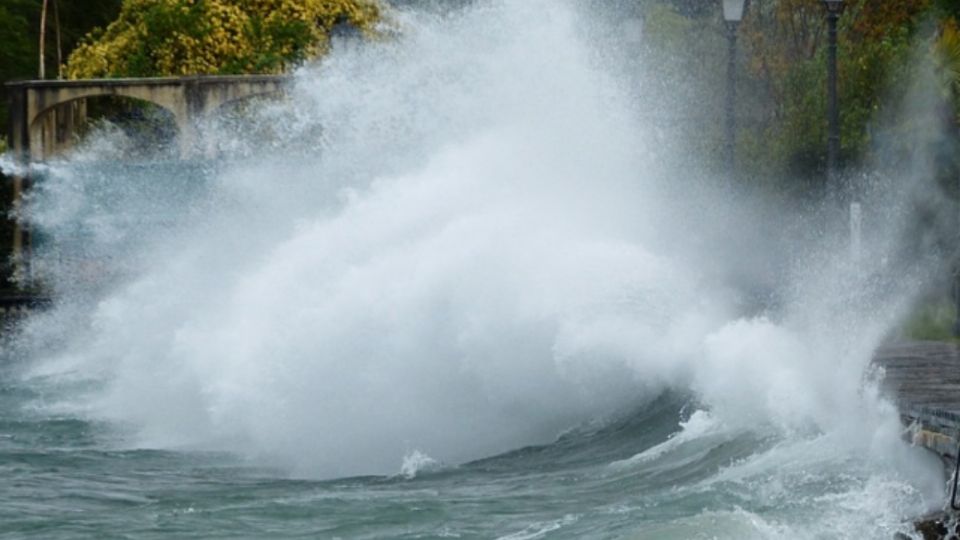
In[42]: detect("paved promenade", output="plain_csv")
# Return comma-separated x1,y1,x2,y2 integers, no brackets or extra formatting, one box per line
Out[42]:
875,341,960,462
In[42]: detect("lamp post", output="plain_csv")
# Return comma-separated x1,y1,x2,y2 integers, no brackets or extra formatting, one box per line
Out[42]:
622,16,643,46
823,0,843,188
822,0,859,263
722,0,746,183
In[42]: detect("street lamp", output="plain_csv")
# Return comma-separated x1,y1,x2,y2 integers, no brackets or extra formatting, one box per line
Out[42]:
622,17,643,46
821,0,859,261
722,0,746,183
722,0,746,23
823,0,843,187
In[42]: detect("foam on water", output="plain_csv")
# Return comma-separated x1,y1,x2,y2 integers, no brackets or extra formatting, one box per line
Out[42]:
4,0,950,535
399,449,442,479
610,409,724,468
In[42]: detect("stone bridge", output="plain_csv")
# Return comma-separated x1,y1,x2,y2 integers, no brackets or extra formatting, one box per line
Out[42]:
4,75,290,279
6,74,288,161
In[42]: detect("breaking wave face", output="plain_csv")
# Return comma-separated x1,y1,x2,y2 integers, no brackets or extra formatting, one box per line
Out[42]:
6,0,947,509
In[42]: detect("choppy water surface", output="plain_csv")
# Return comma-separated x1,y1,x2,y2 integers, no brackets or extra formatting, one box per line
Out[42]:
0,0,952,537
0,371,942,539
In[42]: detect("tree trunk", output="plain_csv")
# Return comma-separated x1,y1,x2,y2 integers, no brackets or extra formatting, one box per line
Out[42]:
54,0,62,79
39,0,48,79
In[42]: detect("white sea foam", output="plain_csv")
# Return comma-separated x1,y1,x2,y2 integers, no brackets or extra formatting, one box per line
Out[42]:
496,514,580,540
610,409,723,468
399,449,442,479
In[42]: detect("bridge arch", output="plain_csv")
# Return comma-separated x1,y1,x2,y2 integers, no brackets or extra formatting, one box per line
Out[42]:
26,86,185,132
215,89,285,112
28,93,182,160
9,75,289,161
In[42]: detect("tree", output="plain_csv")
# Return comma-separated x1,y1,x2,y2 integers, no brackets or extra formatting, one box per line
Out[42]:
936,18,960,115
737,0,931,182
0,0,122,127
38,0,47,78
65,0,382,79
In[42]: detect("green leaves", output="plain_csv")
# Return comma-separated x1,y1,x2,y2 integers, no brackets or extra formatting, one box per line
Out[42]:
938,21,960,99
738,0,937,179
65,0,381,78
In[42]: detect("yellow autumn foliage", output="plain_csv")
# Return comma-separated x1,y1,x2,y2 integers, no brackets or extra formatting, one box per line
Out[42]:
937,19,960,96
66,0,381,79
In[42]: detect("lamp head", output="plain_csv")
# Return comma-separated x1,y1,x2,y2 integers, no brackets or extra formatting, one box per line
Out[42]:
722,0,746,22
622,17,643,45
822,0,844,14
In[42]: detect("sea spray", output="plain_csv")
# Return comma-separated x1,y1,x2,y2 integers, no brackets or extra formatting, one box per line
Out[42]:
16,0,691,477
3,0,949,535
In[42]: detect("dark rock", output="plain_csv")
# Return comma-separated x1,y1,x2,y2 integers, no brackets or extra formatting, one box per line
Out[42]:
913,512,958,540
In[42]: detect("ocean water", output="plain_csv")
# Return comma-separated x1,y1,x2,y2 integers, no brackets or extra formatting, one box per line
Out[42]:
0,364,946,539
0,0,952,538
